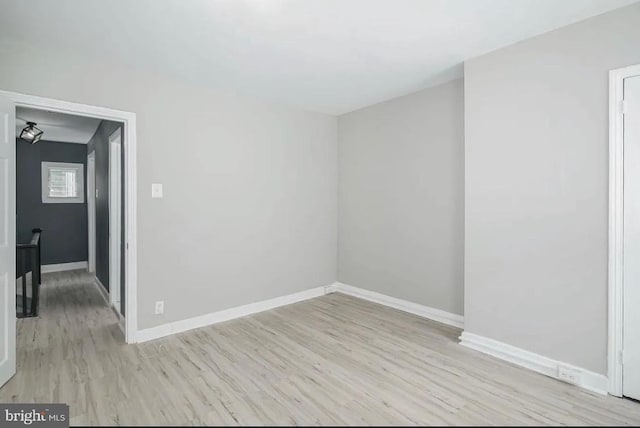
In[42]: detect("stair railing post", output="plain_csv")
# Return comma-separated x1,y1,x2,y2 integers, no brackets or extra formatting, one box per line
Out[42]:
21,249,27,318
32,246,39,316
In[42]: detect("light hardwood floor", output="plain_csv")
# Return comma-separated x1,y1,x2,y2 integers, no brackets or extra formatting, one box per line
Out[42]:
1,270,640,426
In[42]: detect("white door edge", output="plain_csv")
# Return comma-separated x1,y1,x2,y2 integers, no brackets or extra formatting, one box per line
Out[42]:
609,63,640,397
87,151,96,273
109,130,122,313
0,94,16,388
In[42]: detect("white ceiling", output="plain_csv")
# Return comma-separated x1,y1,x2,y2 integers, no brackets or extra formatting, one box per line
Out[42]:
1,0,637,114
16,107,101,144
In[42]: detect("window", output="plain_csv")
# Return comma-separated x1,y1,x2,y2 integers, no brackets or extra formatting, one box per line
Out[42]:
41,162,85,204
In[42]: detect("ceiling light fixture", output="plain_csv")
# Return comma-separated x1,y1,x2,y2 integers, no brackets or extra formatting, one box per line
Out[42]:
20,121,43,144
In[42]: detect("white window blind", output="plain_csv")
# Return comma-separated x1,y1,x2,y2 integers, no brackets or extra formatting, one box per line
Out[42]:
41,162,85,204
48,168,78,198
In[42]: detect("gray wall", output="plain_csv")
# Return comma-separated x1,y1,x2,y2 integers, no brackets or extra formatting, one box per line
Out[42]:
338,79,465,315
0,40,338,330
87,120,124,315
16,139,87,265
464,2,640,374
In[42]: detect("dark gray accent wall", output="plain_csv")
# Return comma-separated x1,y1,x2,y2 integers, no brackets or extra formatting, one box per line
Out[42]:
87,120,125,315
16,139,88,265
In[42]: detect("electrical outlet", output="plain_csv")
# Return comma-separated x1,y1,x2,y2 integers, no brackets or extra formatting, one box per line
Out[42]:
557,366,582,385
152,183,163,198
155,301,164,315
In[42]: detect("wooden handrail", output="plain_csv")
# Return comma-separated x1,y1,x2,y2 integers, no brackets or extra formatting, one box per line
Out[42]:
17,231,40,249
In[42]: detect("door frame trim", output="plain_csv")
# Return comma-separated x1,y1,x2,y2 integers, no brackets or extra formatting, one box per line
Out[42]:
608,63,640,396
87,151,96,273
0,90,138,344
108,129,122,313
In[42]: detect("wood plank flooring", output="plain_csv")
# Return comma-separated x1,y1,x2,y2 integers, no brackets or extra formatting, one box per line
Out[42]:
1,270,640,426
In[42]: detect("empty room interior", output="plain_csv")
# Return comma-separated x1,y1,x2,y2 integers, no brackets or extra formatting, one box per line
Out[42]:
1,0,640,426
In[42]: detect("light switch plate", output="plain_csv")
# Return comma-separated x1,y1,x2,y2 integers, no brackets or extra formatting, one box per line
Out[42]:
152,183,163,198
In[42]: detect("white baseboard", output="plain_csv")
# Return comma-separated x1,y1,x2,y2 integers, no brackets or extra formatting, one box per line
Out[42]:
459,331,608,395
94,277,109,306
333,282,464,329
42,261,88,273
111,303,125,335
135,281,464,343
94,277,125,335
136,285,331,343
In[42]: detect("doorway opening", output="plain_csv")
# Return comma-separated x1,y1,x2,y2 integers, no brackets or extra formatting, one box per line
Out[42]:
0,90,137,389
14,107,126,326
